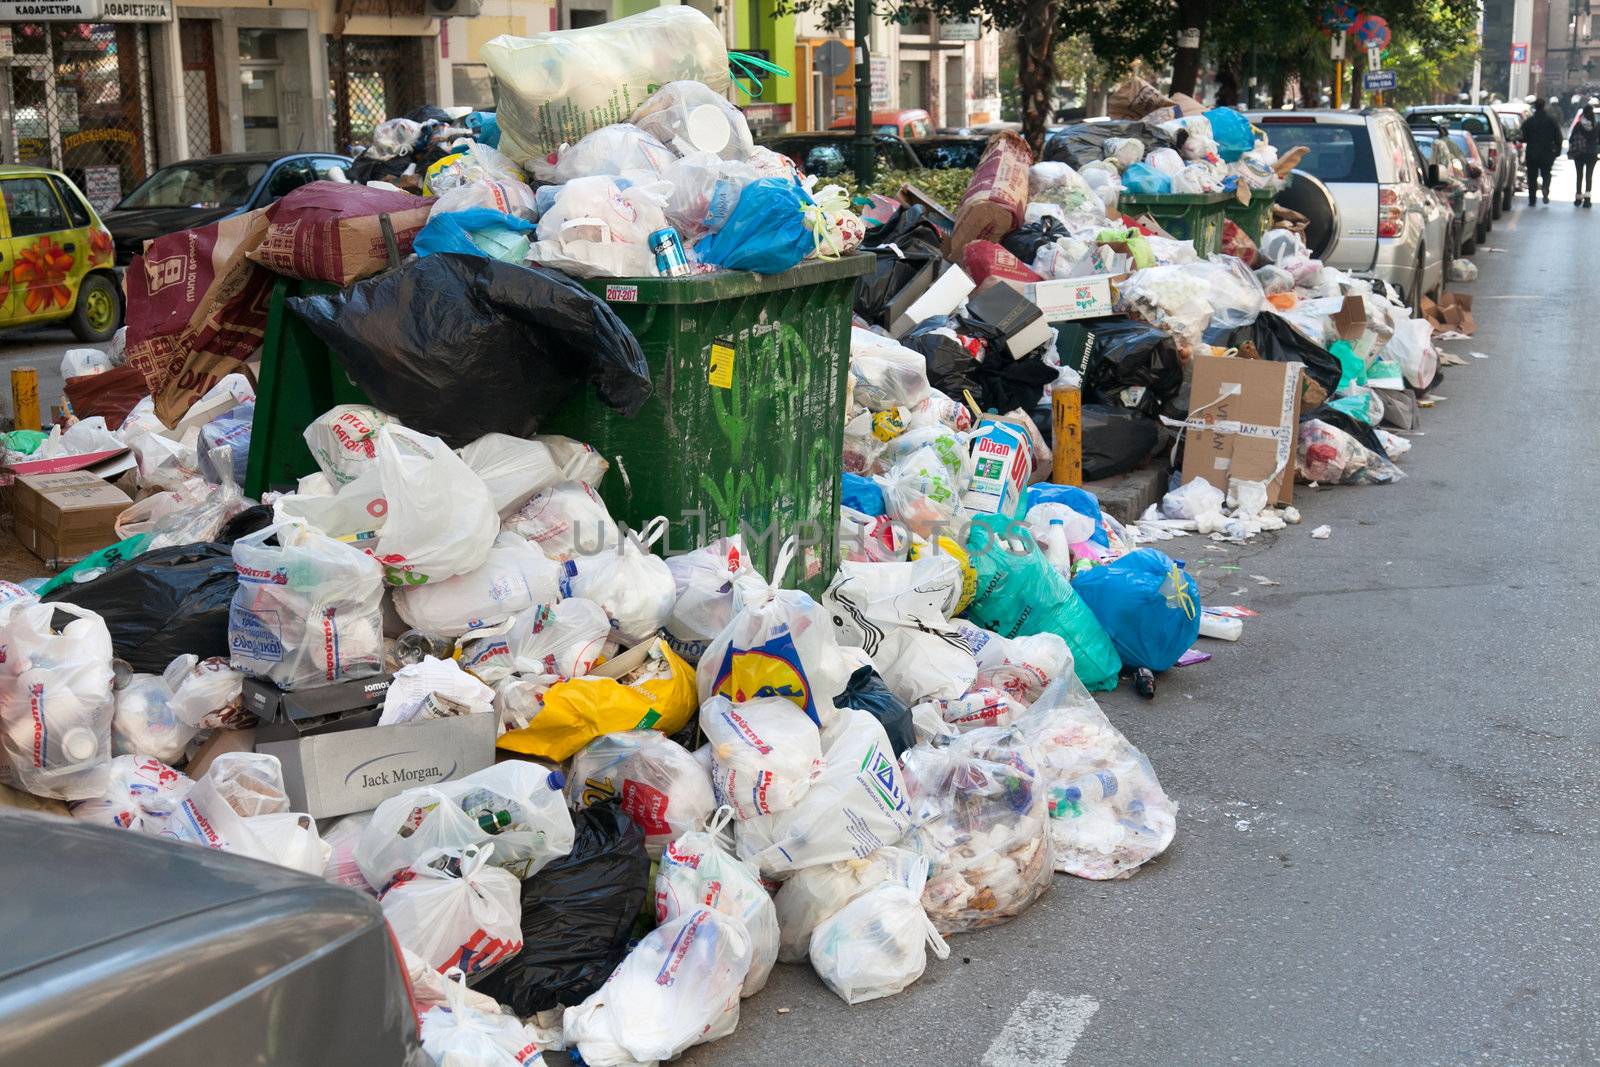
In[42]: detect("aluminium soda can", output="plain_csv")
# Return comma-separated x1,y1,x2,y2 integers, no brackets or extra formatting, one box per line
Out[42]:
649,227,692,277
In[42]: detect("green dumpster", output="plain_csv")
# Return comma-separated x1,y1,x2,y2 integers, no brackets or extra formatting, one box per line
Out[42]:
1118,190,1232,257
245,255,871,594
1222,181,1286,243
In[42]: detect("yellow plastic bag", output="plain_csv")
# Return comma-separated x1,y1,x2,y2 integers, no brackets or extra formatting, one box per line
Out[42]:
496,638,697,762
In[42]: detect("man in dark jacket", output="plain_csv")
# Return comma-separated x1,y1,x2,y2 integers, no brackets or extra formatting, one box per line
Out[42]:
1523,99,1562,205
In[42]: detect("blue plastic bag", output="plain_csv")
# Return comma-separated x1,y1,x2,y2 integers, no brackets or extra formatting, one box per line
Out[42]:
1071,548,1200,671
964,515,1122,691
692,178,814,274
1122,163,1172,195
1026,482,1108,547
414,208,536,261
841,471,886,516
465,111,501,148
1205,107,1255,163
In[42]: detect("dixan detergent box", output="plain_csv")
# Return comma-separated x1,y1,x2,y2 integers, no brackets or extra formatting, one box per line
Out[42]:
961,415,1031,518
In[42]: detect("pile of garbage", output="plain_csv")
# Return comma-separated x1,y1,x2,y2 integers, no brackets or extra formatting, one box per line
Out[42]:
0,11,1474,1065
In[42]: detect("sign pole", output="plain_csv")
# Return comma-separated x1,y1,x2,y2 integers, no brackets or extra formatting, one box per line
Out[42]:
853,0,874,184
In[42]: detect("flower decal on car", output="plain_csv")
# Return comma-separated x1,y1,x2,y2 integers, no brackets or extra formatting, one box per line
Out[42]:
12,236,76,313
88,226,113,267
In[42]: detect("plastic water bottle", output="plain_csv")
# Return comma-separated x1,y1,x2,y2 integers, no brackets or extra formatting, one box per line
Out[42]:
1043,519,1074,575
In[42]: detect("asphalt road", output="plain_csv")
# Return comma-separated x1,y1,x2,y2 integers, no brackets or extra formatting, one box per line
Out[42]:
679,164,1600,1066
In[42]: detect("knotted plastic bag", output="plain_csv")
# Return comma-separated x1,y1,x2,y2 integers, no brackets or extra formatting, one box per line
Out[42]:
656,807,780,996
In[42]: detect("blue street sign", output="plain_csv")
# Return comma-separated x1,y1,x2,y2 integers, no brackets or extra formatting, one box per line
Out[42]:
1363,69,1398,92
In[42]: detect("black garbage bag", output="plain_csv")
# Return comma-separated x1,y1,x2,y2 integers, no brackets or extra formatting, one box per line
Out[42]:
218,504,274,545
855,205,945,327
1000,216,1071,264
1082,405,1163,481
1043,121,1178,170
43,543,235,672
1302,404,1389,458
1060,317,1184,417
471,799,651,1015
1219,312,1342,394
289,254,651,448
901,316,981,401
972,347,1058,415
836,665,915,756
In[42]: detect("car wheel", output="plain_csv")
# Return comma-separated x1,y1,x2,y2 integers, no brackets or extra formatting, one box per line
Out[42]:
1476,215,1489,242
69,273,122,343
1462,227,1477,255
1491,189,1503,218
1408,248,1426,316
1502,183,1515,211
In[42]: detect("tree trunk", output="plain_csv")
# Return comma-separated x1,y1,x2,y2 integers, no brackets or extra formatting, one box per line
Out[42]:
1271,67,1287,109
1215,57,1241,106
1349,49,1364,109
1018,0,1062,156
1169,0,1208,97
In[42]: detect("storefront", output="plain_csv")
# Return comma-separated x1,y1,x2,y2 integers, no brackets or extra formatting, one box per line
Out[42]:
0,0,172,211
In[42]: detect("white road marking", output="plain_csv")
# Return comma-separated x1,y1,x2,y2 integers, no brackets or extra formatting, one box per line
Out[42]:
981,990,1101,1067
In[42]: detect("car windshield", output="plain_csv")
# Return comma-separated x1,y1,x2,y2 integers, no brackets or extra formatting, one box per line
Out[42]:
117,160,270,210
1447,131,1478,159
1411,110,1494,137
1258,121,1377,183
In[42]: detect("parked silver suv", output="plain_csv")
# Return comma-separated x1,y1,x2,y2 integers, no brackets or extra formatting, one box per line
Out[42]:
1248,108,1451,311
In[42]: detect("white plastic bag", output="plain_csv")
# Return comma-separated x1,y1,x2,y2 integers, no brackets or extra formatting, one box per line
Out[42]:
697,538,853,729
322,811,376,894
533,176,669,247
0,601,114,800
883,444,966,540
483,6,731,165
458,598,615,685
161,753,329,873
457,433,605,518
202,751,290,817
503,481,619,561
394,533,561,639
420,968,547,1066
303,405,395,487
381,844,524,977
357,785,488,890
809,878,949,1005
658,153,759,239
1027,162,1105,217
1161,476,1226,520
33,416,124,461
700,696,823,821
656,808,780,997
773,846,927,963
562,907,750,1067
1384,315,1439,391
551,123,675,182
559,518,677,645
734,708,914,877
849,328,936,411
901,727,1054,934
823,555,974,706
1018,677,1177,879
229,522,385,691
971,632,1074,706
69,754,193,834
164,654,251,729
111,672,195,765
61,347,111,378
662,535,755,665
912,687,1028,733
567,731,715,858
429,178,539,221
632,81,754,159
246,811,335,874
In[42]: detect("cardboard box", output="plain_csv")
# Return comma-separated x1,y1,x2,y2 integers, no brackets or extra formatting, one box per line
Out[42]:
961,415,1031,517
1024,275,1120,323
256,707,496,819
1420,292,1475,336
9,470,131,565
2,446,135,484
1181,356,1303,507
891,263,975,338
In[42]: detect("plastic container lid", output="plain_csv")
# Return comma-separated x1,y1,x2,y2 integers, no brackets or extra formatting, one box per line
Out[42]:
61,727,97,763
683,104,732,155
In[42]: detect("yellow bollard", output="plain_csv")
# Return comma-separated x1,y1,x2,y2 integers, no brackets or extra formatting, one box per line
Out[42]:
1051,386,1082,486
10,368,40,432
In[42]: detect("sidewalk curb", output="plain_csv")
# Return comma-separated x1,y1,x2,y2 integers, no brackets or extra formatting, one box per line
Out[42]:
1085,461,1170,524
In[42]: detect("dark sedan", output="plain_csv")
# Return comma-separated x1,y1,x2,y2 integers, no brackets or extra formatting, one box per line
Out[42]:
759,132,923,179
104,151,352,265
908,135,990,169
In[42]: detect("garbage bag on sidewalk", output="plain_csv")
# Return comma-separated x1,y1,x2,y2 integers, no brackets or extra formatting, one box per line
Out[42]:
1044,121,1177,169
901,726,1053,934
420,969,547,1067
380,844,524,977
472,799,652,1016
289,254,650,448
1069,318,1184,417
693,178,814,274
563,907,751,1066
663,536,756,666
1072,548,1200,671
43,543,237,673
835,665,916,756
111,672,197,765
701,695,824,820
393,532,561,639
565,731,715,858
69,754,192,834
809,871,949,1005
964,515,1122,691
1219,311,1342,393
657,808,781,996
1017,677,1177,879
774,845,926,963
1082,405,1163,481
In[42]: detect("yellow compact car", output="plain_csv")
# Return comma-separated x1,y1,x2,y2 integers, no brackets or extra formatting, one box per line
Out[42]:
0,165,121,343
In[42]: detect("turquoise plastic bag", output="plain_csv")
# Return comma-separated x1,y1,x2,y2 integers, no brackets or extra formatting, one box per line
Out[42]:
1122,163,1172,195
1205,107,1256,162
35,534,151,597
1072,548,1200,671
414,208,535,261
692,178,814,274
964,515,1122,691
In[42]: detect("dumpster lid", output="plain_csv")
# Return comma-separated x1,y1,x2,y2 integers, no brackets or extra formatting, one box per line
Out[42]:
578,252,873,306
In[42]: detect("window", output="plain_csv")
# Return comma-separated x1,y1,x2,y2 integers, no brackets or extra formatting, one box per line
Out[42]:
50,178,92,227
904,117,933,138
2,178,70,238
312,157,349,181
569,8,605,27
1258,122,1377,183
119,160,270,210
266,160,313,200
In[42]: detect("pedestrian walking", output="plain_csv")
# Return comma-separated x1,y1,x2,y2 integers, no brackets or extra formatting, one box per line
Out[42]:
1568,104,1599,207
1523,99,1561,205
